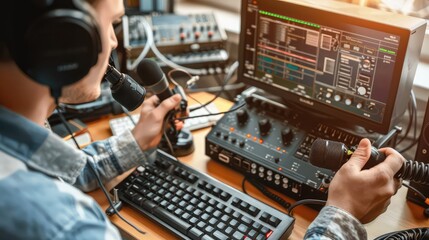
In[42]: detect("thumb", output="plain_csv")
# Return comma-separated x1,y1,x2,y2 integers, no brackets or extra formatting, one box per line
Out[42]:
346,138,372,170
154,94,182,116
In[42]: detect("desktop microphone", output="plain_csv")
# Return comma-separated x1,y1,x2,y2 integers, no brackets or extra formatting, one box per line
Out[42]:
136,59,188,113
309,138,429,185
104,64,146,111
134,59,194,157
136,59,173,101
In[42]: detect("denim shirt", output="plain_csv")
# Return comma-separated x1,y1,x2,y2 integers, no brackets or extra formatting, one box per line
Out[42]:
0,106,155,239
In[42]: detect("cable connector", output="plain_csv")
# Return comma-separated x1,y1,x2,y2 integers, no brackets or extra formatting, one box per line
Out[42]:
106,188,123,216
186,76,200,87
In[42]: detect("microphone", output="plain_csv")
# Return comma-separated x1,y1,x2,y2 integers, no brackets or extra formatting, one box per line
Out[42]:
309,138,386,172
309,138,429,185
136,59,187,112
136,59,173,101
134,59,194,157
104,64,146,111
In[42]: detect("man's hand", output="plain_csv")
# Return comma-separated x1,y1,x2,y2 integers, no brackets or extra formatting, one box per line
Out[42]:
326,138,404,223
131,94,182,151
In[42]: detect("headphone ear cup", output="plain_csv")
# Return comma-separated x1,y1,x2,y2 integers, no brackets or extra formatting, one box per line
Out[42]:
10,0,102,95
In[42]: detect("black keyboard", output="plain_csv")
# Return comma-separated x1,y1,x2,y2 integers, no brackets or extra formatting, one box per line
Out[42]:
113,150,295,240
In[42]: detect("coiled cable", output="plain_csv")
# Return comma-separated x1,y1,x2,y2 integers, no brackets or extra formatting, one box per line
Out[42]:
397,159,429,185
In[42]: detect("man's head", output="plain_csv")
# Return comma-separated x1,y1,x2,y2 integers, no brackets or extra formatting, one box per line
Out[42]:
1,0,124,104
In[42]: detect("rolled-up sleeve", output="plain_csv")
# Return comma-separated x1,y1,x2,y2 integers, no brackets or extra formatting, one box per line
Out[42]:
304,206,367,240
74,130,157,192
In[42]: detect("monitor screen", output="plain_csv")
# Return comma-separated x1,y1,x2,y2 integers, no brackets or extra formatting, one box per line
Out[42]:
238,0,426,134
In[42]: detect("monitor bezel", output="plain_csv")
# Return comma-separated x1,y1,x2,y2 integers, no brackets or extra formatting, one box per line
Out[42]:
238,0,411,134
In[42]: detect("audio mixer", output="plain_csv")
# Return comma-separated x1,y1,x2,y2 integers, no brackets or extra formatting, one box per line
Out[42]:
123,13,228,59
206,88,381,201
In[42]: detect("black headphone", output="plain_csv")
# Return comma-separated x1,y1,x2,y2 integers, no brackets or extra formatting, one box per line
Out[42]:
7,0,102,98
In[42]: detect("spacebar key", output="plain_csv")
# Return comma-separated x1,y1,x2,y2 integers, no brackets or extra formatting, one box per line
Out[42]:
153,207,192,234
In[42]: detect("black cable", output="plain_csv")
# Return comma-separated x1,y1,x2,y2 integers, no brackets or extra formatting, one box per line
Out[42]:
166,69,213,116
399,137,421,155
243,174,291,212
187,94,213,114
185,82,246,94
122,107,137,126
56,105,80,148
175,102,246,121
162,131,175,156
87,162,146,235
403,182,428,202
399,159,429,185
374,227,429,240
397,98,413,146
399,91,419,154
283,183,428,218
56,101,146,234
189,61,239,112
287,199,326,217
165,61,242,123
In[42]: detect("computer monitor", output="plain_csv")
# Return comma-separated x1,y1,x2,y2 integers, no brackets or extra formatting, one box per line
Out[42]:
238,0,427,134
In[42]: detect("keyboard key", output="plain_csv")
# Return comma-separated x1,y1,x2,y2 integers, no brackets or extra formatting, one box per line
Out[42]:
189,227,204,240
213,230,228,240
154,207,191,234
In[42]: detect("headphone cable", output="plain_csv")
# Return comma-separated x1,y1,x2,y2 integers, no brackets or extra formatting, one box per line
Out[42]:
55,103,146,235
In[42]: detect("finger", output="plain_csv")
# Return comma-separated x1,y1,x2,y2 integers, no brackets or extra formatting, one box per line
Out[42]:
153,94,182,116
145,95,160,106
345,138,372,170
140,95,160,112
378,147,405,174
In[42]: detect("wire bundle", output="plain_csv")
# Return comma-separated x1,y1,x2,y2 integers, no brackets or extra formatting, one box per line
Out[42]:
399,159,429,185
374,227,429,240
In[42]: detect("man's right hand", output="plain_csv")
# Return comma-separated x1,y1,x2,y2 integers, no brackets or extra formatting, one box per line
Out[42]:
131,94,182,151
326,138,404,223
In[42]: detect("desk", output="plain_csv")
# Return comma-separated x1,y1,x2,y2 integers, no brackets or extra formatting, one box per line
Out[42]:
87,92,428,239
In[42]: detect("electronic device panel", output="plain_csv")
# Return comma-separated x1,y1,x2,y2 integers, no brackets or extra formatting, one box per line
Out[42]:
238,0,426,134
206,88,380,202
123,13,228,59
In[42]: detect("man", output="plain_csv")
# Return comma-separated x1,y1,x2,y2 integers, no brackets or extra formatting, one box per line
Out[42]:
0,0,404,239
0,0,182,239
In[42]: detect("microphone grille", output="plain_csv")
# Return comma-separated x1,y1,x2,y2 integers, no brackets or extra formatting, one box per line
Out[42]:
136,59,164,86
309,138,346,171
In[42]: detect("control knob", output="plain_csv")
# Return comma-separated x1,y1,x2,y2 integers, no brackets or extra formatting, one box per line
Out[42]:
362,59,371,68
236,109,249,125
258,119,271,136
281,127,294,145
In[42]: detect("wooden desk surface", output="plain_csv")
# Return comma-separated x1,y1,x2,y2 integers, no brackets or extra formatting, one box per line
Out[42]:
87,92,428,239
